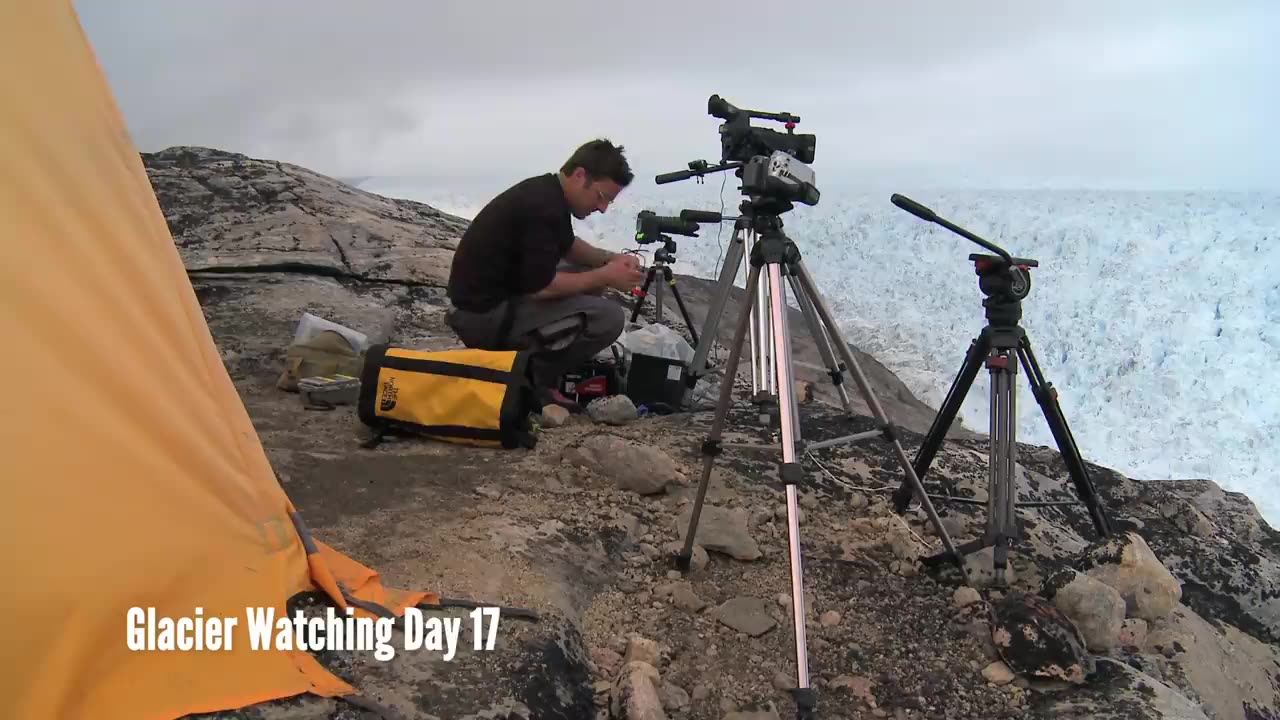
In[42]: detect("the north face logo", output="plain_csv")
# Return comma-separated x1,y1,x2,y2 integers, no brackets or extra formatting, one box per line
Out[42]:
379,377,398,411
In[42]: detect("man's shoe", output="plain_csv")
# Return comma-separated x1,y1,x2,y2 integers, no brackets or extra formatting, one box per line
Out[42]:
538,387,584,414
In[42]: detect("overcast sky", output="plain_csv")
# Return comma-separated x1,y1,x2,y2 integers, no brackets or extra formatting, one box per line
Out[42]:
74,0,1279,193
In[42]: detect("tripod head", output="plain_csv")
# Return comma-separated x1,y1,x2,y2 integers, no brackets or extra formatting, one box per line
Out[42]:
655,94,820,210
890,194,1039,304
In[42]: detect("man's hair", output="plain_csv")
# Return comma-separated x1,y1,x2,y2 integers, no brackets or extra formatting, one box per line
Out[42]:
560,138,634,187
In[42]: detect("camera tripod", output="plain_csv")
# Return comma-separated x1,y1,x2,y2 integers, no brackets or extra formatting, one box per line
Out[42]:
629,240,700,347
885,194,1112,586
681,206,859,424
673,196,967,720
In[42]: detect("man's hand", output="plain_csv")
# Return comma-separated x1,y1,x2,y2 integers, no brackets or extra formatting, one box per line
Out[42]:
599,254,645,291
528,255,643,300
616,253,642,273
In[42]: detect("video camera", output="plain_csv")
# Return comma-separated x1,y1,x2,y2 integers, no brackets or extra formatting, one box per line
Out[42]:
656,94,820,208
710,94,815,166
635,210,701,265
635,210,699,242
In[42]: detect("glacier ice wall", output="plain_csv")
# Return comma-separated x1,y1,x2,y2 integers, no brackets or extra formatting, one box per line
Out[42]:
370,177,1280,527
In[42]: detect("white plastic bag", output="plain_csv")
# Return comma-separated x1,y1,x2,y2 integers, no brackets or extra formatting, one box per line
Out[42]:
621,323,694,364
292,312,370,353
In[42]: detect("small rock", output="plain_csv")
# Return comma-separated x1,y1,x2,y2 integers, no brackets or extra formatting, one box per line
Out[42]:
1118,618,1149,649
474,485,501,499
591,647,623,678
624,636,661,667
540,404,571,427
714,596,777,637
568,435,679,495
659,682,690,711
772,671,793,690
692,685,710,701
654,581,708,612
829,675,875,705
673,505,761,561
819,611,841,627
953,586,982,609
587,394,638,425
610,661,667,720
982,661,1015,686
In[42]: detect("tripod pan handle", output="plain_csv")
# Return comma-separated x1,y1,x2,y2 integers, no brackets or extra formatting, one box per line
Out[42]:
890,193,937,223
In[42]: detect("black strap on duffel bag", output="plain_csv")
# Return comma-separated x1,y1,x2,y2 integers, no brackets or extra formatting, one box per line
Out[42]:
357,344,539,449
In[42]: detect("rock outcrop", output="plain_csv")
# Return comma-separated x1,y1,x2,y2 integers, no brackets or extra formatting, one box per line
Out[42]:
147,147,1280,720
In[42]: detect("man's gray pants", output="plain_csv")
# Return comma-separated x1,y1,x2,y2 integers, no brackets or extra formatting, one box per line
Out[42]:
446,292,625,390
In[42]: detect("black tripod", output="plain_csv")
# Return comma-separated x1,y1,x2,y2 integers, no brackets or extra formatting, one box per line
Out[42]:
886,194,1112,586
628,234,699,348
674,194,967,720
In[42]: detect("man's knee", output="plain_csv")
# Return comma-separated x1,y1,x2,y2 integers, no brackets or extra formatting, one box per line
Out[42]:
584,298,625,344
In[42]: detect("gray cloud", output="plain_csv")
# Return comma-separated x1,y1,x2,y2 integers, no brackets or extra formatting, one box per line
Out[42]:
74,0,1280,192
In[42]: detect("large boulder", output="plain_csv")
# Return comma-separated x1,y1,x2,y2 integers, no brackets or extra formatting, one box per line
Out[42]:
1042,567,1127,651
1075,532,1183,622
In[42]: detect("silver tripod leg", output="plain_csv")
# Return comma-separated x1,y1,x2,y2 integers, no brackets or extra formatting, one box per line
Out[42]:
686,226,748,386
745,231,761,396
787,273,856,418
757,266,776,400
791,258,969,584
675,257,816,718
766,263,811,699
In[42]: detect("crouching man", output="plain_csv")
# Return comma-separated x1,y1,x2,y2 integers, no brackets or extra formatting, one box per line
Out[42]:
445,138,644,411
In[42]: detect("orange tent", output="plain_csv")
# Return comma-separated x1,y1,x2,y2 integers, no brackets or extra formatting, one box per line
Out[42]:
0,2,437,718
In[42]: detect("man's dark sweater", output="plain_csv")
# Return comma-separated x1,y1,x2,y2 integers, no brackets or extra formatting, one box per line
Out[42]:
447,173,575,313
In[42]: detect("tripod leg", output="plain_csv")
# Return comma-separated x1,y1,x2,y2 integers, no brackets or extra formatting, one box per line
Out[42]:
744,232,761,396
629,266,657,324
1018,338,1112,537
687,227,746,384
891,333,989,513
787,273,857,418
676,263,762,570
757,262,776,401
766,263,816,718
791,259,969,583
986,352,1020,587
667,276,700,347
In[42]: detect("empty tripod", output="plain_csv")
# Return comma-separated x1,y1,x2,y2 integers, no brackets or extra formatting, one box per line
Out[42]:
886,194,1112,586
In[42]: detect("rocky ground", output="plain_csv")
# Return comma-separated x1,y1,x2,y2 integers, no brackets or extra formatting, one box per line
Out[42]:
154,147,1280,720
